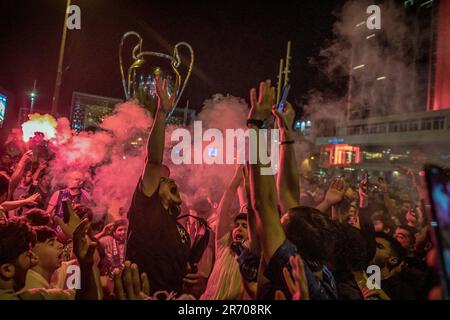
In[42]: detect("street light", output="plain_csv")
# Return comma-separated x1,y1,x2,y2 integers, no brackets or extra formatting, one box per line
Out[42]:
29,80,37,114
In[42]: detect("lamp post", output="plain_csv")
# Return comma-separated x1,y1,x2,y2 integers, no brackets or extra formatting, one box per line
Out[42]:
29,80,37,114
51,0,71,116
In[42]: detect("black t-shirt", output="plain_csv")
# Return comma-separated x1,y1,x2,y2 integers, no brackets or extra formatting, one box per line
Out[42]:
125,181,190,295
382,274,416,300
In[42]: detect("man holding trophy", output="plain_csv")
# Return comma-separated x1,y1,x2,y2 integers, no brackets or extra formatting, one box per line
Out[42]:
125,76,196,295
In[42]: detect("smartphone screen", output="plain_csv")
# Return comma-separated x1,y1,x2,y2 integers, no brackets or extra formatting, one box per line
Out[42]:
62,200,72,224
278,84,291,112
425,164,450,298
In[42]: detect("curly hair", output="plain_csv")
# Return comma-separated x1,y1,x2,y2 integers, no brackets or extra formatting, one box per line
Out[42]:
33,226,57,243
0,219,36,264
330,223,369,276
112,219,128,233
283,206,338,271
24,208,51,227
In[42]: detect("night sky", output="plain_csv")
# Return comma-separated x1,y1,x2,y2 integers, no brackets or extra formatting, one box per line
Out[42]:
0,0,341,121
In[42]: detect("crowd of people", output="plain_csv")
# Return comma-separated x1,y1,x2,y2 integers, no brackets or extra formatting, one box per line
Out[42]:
0,78,444,300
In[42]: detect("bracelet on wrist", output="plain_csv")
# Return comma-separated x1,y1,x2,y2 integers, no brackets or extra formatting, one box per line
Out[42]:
280,140,295,145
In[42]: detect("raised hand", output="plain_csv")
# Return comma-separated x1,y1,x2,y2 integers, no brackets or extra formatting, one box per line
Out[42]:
19,150,34,165
24,193,41,206
102,222,115,236
114,261,150,300
361,286,391,300
248,80,276,121
54,199,81,238
272,101,295,133
73,219,97,265
325,179,346,206
38,160,48,171
155,76,176,115
282,255,310,300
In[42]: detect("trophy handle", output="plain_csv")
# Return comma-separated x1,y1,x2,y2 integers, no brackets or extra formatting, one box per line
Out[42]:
165,42,194,124
119,31,143,100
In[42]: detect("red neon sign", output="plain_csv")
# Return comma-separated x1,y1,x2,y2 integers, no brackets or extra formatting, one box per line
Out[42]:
325,144,361,166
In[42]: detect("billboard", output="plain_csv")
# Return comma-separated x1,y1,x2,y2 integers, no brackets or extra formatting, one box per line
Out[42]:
0,93,7,128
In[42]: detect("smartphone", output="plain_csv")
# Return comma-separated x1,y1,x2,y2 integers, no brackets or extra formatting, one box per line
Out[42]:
278,84,291,112
62,200,72,224
424,164,450,299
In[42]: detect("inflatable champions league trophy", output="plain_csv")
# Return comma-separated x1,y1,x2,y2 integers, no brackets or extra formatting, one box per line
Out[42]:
119,31,194,122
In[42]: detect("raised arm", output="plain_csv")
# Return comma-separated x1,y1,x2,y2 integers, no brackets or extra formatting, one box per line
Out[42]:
31,160,47,183
0,193,40,214
215,165,244,241
46,190,60,216
54,200,101,300
273,102,300,214
8,150,33,199
141,77,176,197
247,80,285,262
242,164,260,255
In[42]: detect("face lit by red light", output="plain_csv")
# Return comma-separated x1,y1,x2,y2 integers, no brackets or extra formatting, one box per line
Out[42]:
113,225,127,243
1,154,11,166
39,175,51,190
158,177,182,206
22,171,33,186
231,219,248,243
32,237,65,271
67,171,84,190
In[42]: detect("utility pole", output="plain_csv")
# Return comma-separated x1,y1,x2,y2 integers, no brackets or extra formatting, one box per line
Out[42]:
51,0,71,115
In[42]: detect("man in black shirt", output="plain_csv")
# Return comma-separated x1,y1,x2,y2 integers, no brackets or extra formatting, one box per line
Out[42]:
373,232,416,299
125,77,191,295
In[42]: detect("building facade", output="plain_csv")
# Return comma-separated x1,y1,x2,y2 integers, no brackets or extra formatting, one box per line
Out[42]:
70,92,123,132
311,0,448,176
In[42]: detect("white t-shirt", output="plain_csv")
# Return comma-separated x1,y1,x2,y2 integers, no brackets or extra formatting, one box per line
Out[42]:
200,233,249,300
18,269,75,300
